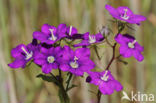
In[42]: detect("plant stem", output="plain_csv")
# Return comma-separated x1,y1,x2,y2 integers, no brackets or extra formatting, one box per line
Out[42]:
97,90,102,103
105,38,113,47
106,43,117,70
50,72,70,103
94,45,101,60
93,45,102,103
66,73,73,91
58,83,70,103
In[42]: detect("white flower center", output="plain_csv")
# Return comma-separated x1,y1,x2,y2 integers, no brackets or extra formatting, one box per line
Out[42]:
101,70,109,82
70,56,79,69
120,9,129,20
69,26,72,36
49,29,57,41
47,56,55,63
128,40,136,48
21,47,33,60
89,35,96,44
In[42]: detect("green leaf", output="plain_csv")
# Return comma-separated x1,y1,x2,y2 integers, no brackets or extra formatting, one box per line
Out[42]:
36,74,58,85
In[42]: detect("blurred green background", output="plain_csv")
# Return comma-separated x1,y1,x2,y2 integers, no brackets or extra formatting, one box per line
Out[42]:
0,0,156,103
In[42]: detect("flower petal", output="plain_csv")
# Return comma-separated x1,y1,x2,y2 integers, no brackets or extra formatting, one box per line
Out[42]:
66,26,77,36
8,58,26,68
99,82,114,95
34,53,47,65
42,64,53,74
121,48,133,58
75,48,90,58
69,69,84,76
133,50,144,62
60,64,70,71
95,33,104,42
51,62,58,69
33,31,48,41
105,5,119,18
128,15,146,24
135,42,144,52
11,44,26,58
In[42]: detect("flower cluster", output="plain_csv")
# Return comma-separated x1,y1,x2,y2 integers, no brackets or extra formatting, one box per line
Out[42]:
8,4,146,98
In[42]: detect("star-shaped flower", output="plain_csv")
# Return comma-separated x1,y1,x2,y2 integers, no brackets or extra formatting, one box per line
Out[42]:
86,70,123,95
33,24,67,45
74,32,104,47
115,34,144,61
105,4,146,25
59,46,95,76
34,46,63,74
8,43,39,68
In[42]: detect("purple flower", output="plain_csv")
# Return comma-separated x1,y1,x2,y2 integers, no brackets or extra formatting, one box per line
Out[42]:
34,46,63,74
8,43,39,68
59,46,95,76
105,4,146,25
66,26,78,37
65,25,82,40
115,34,144,61
86,70,123,95
33,24,67,44
74,32,104,47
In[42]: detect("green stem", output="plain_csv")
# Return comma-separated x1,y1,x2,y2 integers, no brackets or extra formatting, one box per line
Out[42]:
66,73,73,92
50,72,70,103
58,83,70,103
93,45,101,60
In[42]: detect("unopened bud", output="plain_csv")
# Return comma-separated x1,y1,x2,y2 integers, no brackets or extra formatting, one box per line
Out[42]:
100,26,111,37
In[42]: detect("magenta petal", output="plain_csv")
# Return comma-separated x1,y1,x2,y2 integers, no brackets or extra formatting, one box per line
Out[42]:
113,80,123,92
79,59,95,71
133,50,144,62
69,69,84,76
58,32,66,38
41,47,54,55
60,64,70,71
57,24,67,33
34,53,46,65
11,44,26,58
117,6,133,16
95,33,104,41
119,46,128,55
128,15,146,24
41,24,51,34
8,58,26,68
75,48,90,58
135,42,144,52
51,63,58,69
122,49,133,58
99,83,114,95
115,34,125,44
42,64,52,74
105,5,119,18
83,32,90,40
33,31,48,41
66,26,78,36
62,46,74,60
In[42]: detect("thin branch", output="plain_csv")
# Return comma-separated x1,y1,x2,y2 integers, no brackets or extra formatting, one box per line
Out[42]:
105,38,113,47
97,90,102,103
106,43,117,70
